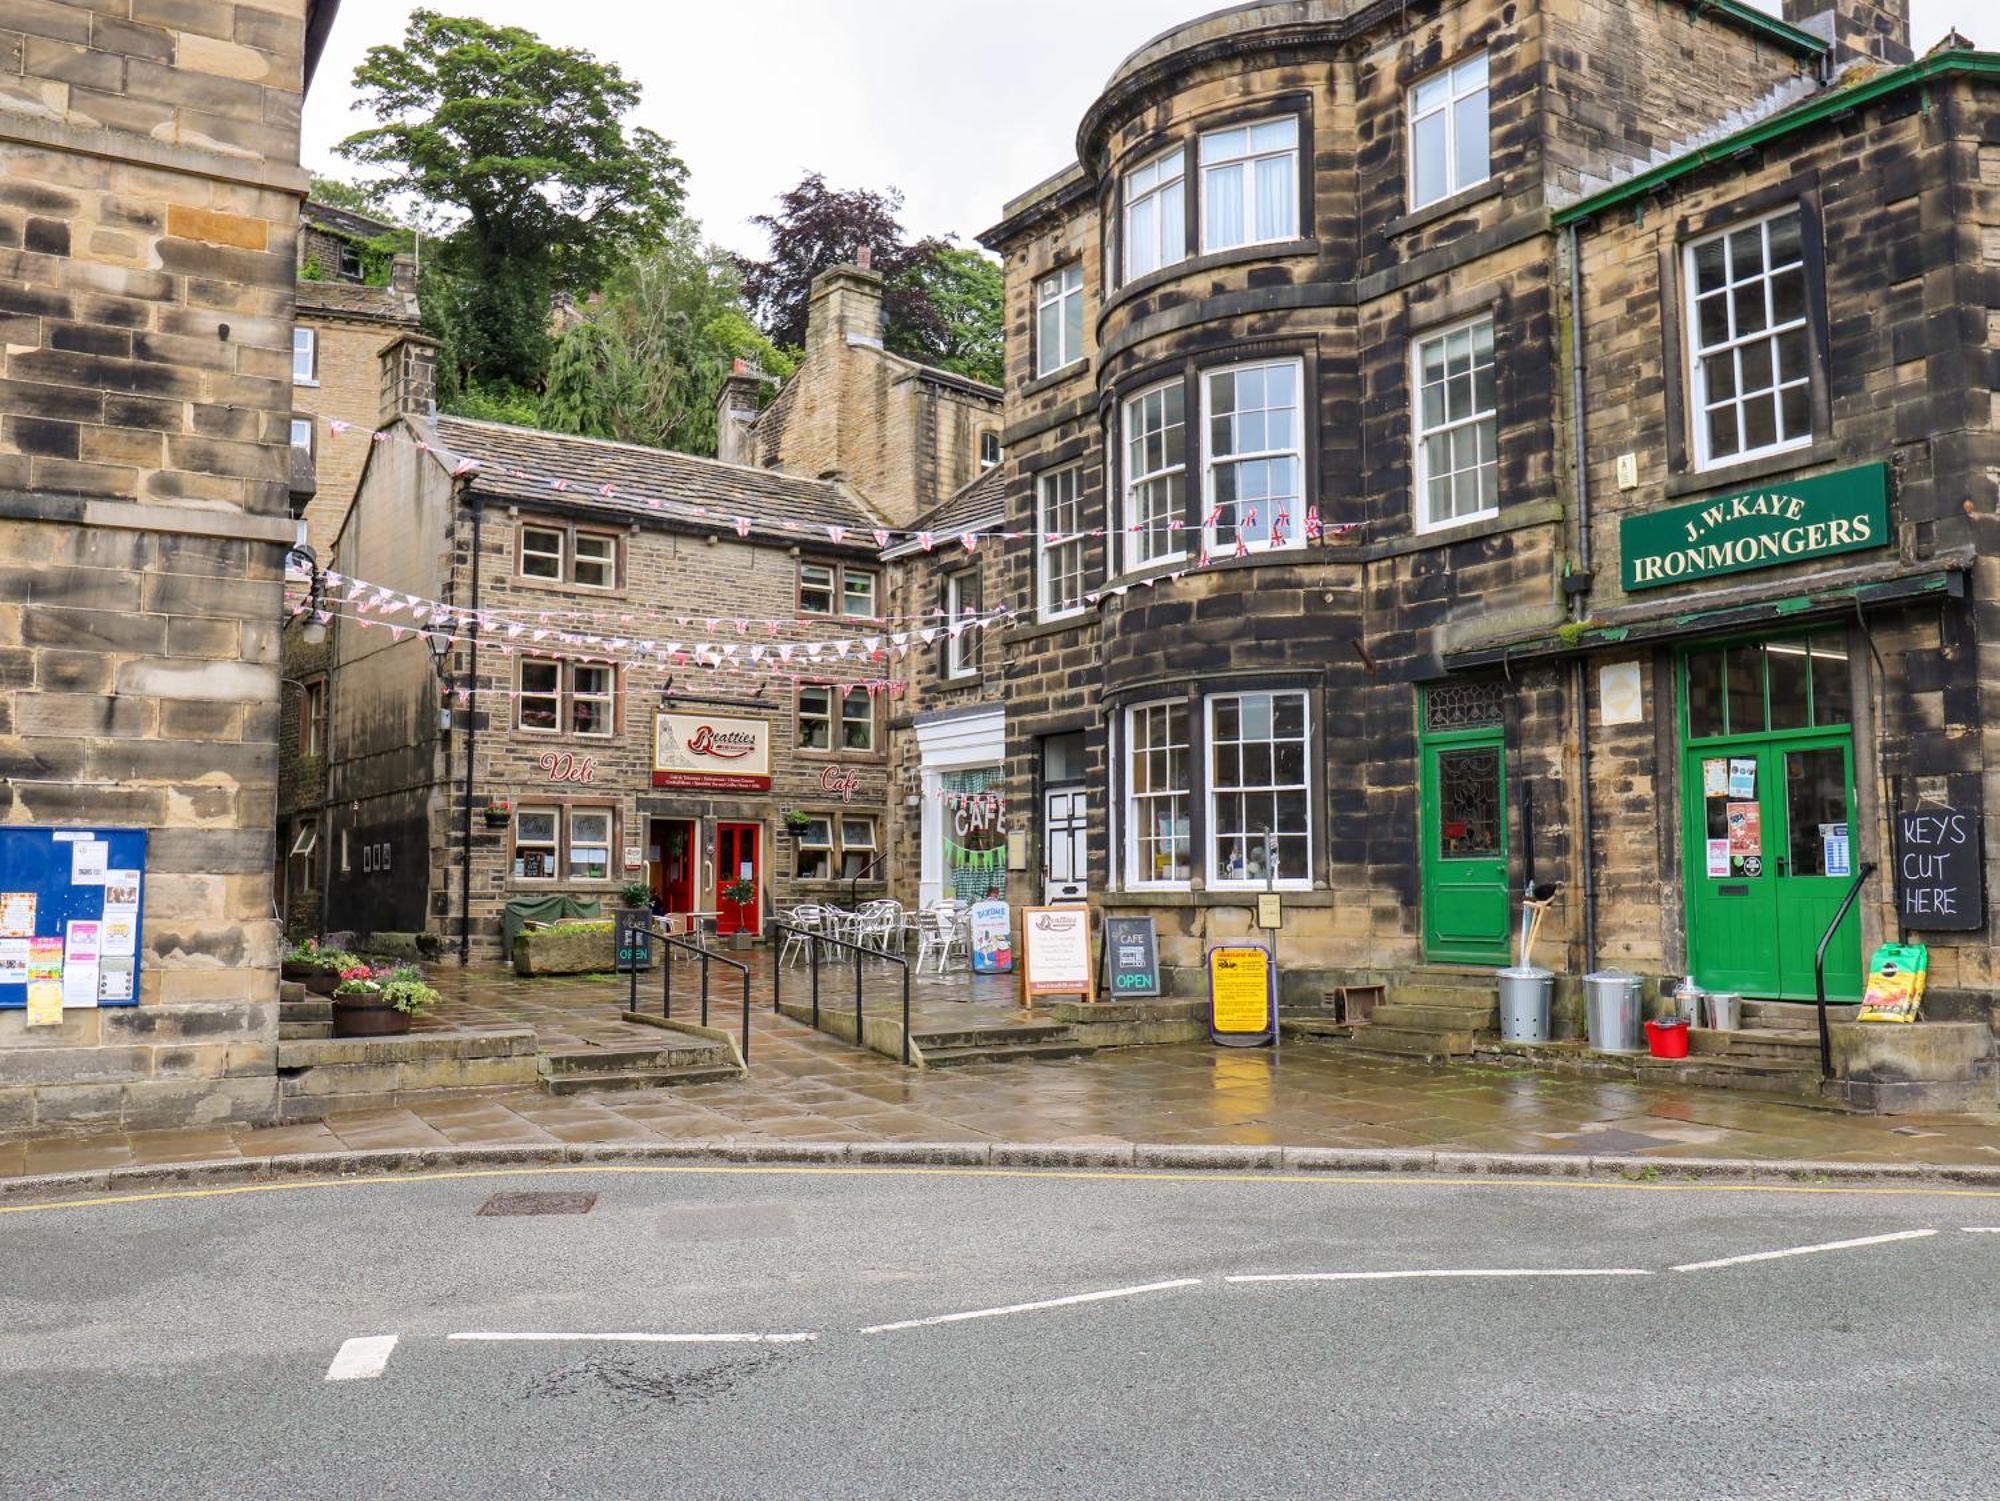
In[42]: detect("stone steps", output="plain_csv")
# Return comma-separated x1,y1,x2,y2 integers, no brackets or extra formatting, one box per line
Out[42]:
1279,1015,1357,1040
1474,1038,1838,1105
535,1037,741,1095
1689,1027,1820,1063
1369,1000,1498,1031
915,1038,1097,1069
1343,1026,1482,1062
540,1063,743,1095
911,1022,1076,1052
1741,1000,1860,1032
279,1022,333,1040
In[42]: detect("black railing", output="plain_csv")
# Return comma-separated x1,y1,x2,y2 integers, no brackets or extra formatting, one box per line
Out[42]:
846,852,885,913
620,922,751,1066
770,921,911,1066
1813,861,1876,1079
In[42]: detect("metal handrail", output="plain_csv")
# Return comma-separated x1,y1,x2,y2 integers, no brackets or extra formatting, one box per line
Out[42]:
1813,861,1876,1080
620,922,751,1066
770,920,911,1066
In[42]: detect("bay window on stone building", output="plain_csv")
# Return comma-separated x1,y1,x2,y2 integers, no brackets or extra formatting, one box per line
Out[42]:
1199,116,1300,250
1203,360,1304,551
1122,148,1187,280
1122,381,1188,568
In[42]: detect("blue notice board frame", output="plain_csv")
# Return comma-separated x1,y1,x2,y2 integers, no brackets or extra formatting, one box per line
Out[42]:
0,826,147,1009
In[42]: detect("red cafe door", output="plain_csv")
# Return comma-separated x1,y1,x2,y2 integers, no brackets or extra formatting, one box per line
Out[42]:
716,822,760,936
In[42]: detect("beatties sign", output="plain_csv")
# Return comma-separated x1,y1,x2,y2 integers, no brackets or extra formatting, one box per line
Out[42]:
653,712,772,791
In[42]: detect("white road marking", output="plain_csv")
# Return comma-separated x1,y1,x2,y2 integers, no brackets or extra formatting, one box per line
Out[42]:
859,1278,1202,1335
325,1335,399,1381
1672,1228,1936,1272
1226,1269,1651,1283
447,1331,817,1344
1963,1227,2000,1233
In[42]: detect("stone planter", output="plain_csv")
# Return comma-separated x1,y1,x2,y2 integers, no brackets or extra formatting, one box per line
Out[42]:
512,925,617,977
332,995,413,1038
304,969,342,996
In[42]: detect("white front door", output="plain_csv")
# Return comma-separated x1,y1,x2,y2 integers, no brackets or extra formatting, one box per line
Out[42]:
1044,785,1088,903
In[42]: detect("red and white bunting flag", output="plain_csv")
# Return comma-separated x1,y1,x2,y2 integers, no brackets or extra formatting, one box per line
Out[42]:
1305,505,1323,541
451,457,478,477
873,528,891,548
599,483,616,498
960,533,977,553
1203,506,1222,530
918,532,934,552
328,418,352,435
827,524,847,545
734,619,749,636
1198,548,1211,569
733,516,751,537
1272,508,1289,548
549,477,568,491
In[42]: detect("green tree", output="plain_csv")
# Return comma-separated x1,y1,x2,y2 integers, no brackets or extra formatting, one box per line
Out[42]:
542,222,797,457
892,246,1004,387
337,9,687,395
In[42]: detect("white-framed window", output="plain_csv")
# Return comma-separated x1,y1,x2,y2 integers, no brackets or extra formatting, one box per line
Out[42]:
572,532,616,589
568,808,612,882
794,814,880,881
1408,51,1490,209
1686,205,1811,469
520,525,564,581
300,676,326,759
1412,317,1498,531
1036,263,1085,376
513,806,558,881
1125,700,1191,888
516,659,615,737
517,522,616,587
1203,359,1304,552
980,431,1001,468
795,815,835,879
1123,147,1186,282
1200,116,1299,252
799,562,876,618
1037,465,1087,620
289,417,314,455
797,686,834,750
1122,379,1187,570
292,327,317,385
1206,690,1311,888
839,686,875,751
945,571,980,679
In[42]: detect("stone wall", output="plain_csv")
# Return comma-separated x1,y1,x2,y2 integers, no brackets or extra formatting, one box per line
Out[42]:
0,0,320,1132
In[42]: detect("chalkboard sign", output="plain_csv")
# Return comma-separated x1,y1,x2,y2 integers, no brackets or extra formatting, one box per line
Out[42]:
1103,916,1160,997
1896,807,1984,932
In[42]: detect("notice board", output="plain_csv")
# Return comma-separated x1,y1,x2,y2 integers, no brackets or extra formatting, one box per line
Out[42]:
1208,944,1275,1047
1103,916,1160,997
0,826,147,1012
1895,806,1984,932
1021,905,1092,1001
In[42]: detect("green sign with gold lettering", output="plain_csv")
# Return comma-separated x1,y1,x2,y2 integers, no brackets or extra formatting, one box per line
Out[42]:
1620,463,1889,592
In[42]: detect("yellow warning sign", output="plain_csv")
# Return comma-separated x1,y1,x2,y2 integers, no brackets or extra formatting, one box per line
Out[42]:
1208,945,1273,1039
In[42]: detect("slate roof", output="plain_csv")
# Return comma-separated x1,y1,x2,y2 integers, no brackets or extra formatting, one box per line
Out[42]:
423,415,883,543
900,464,1006,548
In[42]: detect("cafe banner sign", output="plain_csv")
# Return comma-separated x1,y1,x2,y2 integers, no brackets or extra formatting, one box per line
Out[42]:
1620,463,1889,592
652,712,772,791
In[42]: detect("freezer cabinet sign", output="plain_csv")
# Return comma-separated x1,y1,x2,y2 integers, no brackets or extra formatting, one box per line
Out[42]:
652,712,772,791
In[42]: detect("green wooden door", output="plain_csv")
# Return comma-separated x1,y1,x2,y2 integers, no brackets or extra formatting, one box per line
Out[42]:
1420,728,1511,965
1681,634,1861,1000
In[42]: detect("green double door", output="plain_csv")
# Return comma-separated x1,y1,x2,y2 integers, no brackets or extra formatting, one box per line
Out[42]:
1680,635,1863,1000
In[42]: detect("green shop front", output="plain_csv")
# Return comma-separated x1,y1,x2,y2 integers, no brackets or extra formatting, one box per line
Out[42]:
1621,464,1889,1001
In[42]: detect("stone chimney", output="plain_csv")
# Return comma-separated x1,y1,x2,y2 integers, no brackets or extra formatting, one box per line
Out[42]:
804,260,886,353
715,358,766,467
1782,0,1911,68
379,331,440,423
389,251,418,298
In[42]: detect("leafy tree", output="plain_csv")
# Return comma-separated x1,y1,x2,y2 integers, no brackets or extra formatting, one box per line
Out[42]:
738,173,949,354
891,246,1004,387
337,9,687,393
542,222,797,456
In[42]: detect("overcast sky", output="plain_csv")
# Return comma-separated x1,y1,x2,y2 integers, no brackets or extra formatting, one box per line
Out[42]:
302,1,1988,260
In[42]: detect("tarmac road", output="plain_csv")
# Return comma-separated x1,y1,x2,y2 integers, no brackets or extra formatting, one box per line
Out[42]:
2,1164,1996,1499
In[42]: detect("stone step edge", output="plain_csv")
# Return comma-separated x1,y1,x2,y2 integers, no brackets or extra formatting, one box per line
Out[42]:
6,1140,1997,1205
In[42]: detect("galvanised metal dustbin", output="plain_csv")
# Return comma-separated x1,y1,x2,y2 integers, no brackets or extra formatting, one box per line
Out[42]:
1497,966,1554,1043
1584,969,1644,1053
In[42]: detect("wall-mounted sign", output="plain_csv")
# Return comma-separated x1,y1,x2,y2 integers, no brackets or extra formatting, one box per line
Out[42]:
539,751,596,784
1896,805,1984,932
1255,893,1283,929
0,826,147,1016
819,766,863,804
1104,916,1160,997
1208,944,1275,1047
1619,463,1889,592
1021,904,1092,1000
653,713,772,791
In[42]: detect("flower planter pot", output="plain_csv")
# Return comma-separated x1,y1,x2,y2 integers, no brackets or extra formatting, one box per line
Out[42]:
483,808,511,826
1645,1019,1691,1059
281,960,314,982
304,969,341,996
332,995,412,1038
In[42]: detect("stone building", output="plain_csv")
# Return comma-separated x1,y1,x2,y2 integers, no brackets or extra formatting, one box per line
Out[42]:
322,413,900,961
0,0,338,1132
277,199,422,936
970,0,1968,1027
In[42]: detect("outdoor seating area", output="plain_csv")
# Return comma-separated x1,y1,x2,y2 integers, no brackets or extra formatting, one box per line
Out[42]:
776,898,980,974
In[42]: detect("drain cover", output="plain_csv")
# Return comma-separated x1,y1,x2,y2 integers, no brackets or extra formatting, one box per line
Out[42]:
478,1191,598,1217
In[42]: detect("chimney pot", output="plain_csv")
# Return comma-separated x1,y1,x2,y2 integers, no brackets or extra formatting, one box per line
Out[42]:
857,245,873,271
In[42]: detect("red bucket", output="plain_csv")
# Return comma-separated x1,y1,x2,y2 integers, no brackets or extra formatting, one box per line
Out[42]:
1645,1019,1690,1059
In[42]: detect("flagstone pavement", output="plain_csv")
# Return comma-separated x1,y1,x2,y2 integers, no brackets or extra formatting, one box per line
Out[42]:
6,963,2000,1179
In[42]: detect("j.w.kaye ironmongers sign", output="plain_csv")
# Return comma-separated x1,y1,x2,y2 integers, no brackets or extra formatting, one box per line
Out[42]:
1619,463,1889,593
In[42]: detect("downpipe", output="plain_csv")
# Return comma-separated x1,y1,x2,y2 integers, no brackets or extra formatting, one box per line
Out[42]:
1565,221,1598,976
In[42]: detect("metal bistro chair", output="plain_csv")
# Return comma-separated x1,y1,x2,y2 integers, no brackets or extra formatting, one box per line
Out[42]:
854,899,902,960
779,905,827,969
915,901,969,975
